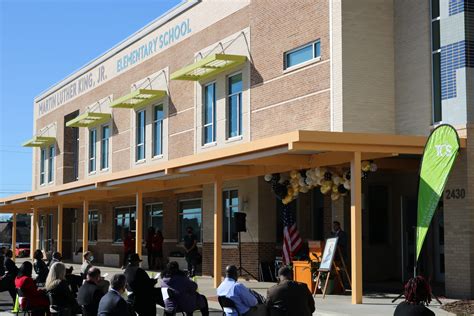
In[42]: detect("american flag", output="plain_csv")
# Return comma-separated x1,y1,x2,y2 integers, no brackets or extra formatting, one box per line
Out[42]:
282,203,302,264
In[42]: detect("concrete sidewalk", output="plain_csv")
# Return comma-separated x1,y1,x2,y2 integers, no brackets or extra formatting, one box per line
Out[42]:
0,258,455,316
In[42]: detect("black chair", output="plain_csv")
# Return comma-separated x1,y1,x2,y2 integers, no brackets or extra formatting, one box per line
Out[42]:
218,296,240,316
47,292,72,316
164,288,185,316
15,288,48,316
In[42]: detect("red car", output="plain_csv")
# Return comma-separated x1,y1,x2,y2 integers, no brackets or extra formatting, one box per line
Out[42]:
15,243,30,258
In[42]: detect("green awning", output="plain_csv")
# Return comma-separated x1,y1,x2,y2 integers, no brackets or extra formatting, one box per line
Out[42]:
110,89,167,109
170,54,247,81
22,136,56,147
66,112,111,128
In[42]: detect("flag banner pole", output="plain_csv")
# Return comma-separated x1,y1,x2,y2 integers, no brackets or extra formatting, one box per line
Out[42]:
415,124,460,271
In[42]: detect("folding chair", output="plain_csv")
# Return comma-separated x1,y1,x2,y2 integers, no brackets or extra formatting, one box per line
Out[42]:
218,296,240,316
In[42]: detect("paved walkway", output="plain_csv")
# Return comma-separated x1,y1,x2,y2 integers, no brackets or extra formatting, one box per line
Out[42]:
0,258,455,315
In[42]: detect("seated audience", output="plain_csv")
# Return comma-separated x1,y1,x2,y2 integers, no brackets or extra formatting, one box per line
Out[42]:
394,276,435,316
98,273,133,316
217,265,266,316
77,267,105,316
124,253,160,315
14,261,49,313
266,266,315,316
0,249,19,302
33,249,49,285
161,261,209,316
45,262,80,315
48,252,62,268
81,251,94,279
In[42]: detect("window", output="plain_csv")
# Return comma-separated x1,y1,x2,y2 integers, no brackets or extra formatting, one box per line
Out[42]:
47,145,55,183
40,148,46,185
284,40,321,69
144,203,163,239
368,185,389,244
223,189,239,243
101,125,110,170
153,105,164,157
136,110,146,161
203,82,216,145
89,129,97,173
88,210,99,242
431,0,442,123
179,199,202,242
114,206,136,242
227,74,243,138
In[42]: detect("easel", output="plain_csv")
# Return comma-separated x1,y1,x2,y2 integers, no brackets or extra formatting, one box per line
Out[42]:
313,247,351,298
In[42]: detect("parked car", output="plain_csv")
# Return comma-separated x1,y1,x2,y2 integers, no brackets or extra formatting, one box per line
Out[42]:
15,243,30,257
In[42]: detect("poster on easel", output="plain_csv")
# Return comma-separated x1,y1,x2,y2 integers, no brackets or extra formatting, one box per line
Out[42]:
319,237,338,271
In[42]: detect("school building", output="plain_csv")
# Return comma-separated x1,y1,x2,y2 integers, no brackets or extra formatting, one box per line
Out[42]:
1,0,474,303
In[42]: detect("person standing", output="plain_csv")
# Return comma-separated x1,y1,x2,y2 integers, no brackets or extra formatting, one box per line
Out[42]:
145,227,155,270
77,267,105,316
152,230,164,270
330,221,348,261
122,231,135,269
266,266,315,316
0,247,6,276
98,273,134,316
183,226,198,277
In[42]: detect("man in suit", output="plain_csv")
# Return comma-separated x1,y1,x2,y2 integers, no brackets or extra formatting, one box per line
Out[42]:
330,221,348,261
98,273,133,316
77,267,104,315
124,253,160,315
266,266,315,316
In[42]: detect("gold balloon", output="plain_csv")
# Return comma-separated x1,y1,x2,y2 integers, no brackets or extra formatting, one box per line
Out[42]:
361,161,371,172
332,185,339,193
290,170,299,178
287,187,294,196
320,184,331,195
331,192,340,201
323,180,333,187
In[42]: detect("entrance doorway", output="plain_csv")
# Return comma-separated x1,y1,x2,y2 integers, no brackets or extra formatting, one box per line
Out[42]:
401,197,416,281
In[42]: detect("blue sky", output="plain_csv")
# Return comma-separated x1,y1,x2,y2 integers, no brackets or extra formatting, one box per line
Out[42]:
0,0,181,198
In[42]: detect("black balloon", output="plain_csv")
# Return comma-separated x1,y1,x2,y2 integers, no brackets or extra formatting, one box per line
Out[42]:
337,184,348,194
345,171,351,180
324,171,332,181
271,173,280,184
272,183,288,200
362,171,369,180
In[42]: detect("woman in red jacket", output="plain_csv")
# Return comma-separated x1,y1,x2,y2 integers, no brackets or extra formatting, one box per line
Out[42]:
15,261,49,313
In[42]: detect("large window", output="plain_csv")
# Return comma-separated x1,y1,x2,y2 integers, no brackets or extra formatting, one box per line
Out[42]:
284,40,321,69
88,210,99,242
114,206,136,242
227,74,243,138
203,82,216,145
40,148,46,185
136,110,146,161
368,185,389,244
89,129,97,173
153,105,164,157
101,125,110,170
47,145,55,183
431,0,442,122
223,189,239,243
144,203,163,238
179,199,202,242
